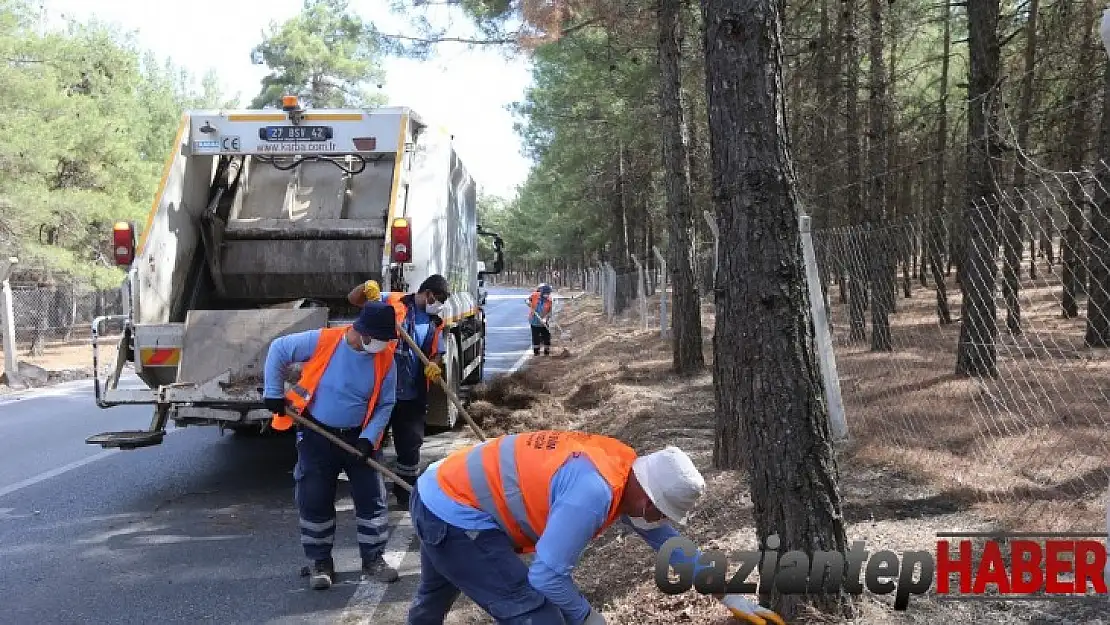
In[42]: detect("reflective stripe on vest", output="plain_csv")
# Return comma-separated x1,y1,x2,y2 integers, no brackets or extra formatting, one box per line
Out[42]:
436,431,638,553
385,292,444,390
279,326,396,433
527,292,552,321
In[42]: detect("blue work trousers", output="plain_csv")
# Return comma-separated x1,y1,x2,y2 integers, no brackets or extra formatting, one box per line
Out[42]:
389,399,427,487
405,486,567,625
293,426,390,562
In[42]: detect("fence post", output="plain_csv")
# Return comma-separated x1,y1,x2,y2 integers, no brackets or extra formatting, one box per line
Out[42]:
0,257,19,385
703,209,719,295
631,254,647,331
652,246,669,338
799,215,848,442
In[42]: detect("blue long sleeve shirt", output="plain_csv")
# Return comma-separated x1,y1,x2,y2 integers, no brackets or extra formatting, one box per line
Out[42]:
262,329,397,445
379,294,448,401
528,294,552,327
417,454,700,625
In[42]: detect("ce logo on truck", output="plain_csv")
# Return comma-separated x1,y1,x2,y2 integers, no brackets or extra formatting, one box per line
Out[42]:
222,136,241,152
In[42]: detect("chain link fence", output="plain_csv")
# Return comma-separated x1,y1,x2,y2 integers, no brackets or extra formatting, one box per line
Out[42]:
6,282,125,353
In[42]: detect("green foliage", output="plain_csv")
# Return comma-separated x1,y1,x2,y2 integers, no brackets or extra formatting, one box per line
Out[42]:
250,0,387,109
499,25,659,262
0,0,233,288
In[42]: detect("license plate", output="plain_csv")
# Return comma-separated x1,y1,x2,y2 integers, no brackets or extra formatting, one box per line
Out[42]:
259,125,333,142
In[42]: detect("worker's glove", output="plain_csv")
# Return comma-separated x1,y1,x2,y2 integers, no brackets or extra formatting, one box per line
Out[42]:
720,595,785,625
264,397,287,416
362,279,381,301
355,437,375,458
424,362,442,382
582,608,607,625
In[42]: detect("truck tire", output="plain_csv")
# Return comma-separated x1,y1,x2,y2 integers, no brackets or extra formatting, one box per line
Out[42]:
425,334,460,434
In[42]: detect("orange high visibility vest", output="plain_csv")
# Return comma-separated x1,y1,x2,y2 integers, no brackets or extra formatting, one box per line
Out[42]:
436,430,638,554
384,292,443,390
527,291,552,322
270,327,396,441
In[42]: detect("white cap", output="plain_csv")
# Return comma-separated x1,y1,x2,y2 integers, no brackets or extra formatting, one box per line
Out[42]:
632,446,706,525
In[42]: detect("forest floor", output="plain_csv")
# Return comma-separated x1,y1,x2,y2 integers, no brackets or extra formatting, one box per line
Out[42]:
445,282,1110,625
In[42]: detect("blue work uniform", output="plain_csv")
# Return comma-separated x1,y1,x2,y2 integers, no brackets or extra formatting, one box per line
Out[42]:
404,456,700,625
263,329,397,562
380,293,448,487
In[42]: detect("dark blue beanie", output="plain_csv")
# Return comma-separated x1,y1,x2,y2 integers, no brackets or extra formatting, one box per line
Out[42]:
353,302,397,340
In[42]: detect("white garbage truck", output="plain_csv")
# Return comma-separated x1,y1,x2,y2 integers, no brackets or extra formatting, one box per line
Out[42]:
88,96,504,450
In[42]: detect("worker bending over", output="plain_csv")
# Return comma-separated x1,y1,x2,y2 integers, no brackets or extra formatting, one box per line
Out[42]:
404,429,709,625
262,302,402,589
348,275,449,509
527,283,554,356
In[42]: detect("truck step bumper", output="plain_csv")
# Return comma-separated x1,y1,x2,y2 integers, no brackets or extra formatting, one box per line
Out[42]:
86,430,166,450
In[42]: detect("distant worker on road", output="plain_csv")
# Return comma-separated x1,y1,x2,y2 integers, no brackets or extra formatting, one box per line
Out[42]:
527,283,554,356
403,429,713,625
262,301,402,590
348,275,450,509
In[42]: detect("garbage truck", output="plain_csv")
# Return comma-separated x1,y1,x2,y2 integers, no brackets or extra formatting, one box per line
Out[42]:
87,96,504,450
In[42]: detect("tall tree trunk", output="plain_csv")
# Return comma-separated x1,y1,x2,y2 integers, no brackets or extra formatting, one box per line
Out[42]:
703,0,851,619
1007,0,1039,334
955,0,1001,377
843,0,866,342
659,0,705,374
929,0,952,325
866,0,891,350
607,141,632,314
1086,60,1110,346
1061,0,1096,318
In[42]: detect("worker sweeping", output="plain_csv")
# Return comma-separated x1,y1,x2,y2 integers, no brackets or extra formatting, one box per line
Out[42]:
527,283,555,356
262,301,402,590
348,275,449,509
401,429,778,625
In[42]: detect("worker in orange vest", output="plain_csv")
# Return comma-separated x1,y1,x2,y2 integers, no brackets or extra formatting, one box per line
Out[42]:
262,301,401,591
527,283,554,356
348,275,449,509
403,430,712,625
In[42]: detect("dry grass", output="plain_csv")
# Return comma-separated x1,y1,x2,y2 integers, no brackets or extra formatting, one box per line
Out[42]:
443,280,1110,624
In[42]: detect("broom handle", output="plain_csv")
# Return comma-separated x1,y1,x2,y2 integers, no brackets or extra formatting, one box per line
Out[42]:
285,410,414,493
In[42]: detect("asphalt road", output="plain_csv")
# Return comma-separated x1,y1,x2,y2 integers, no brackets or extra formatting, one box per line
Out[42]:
0,287,545,625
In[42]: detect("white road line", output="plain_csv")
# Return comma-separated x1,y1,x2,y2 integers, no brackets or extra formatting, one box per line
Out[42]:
0,428,182,499
0,449,117,499
339,514,417,624
506,348,533,375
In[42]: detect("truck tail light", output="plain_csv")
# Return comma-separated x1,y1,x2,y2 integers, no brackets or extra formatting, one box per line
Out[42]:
391,218,412,263
112,221,135,266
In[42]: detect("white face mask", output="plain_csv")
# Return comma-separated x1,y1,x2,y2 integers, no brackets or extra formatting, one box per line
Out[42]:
424,301,446,316
629,516,667,531
628,502,670,531
361,338,391,353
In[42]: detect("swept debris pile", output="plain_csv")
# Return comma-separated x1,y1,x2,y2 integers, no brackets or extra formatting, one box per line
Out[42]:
445,295,1103,624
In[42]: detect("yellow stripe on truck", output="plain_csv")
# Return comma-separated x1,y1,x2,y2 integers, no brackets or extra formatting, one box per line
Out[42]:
441,307,479,325
384,112,410,259
226,113,286,122
136,114,189,258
